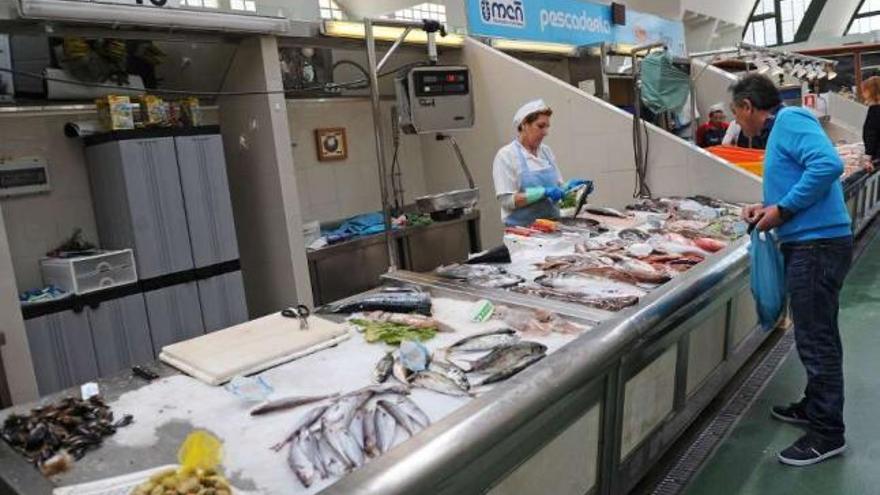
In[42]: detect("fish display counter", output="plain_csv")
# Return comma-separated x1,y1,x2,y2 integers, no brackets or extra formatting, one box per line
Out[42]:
2,190,877,495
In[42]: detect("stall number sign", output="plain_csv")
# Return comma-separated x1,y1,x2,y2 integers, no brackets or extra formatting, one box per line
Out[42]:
469,0,685,56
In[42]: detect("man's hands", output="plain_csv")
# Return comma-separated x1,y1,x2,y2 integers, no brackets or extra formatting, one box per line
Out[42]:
741,203,786,231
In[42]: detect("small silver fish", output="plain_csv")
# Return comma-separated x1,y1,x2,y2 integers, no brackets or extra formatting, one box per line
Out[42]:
289,433,317,487
465,342,547,374
323,421,364,468
362,401,380,458
316,433,349,476
373,352,394,384
350,409,366,451
300,429,326,479
375,404,398,453
445,329,520,353
272,404,330,452
411,370,472,397
428,359,470,392
394,395,431,429
378,399,419,436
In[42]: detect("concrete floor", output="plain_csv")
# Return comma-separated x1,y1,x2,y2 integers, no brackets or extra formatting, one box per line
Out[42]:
683,233,880,495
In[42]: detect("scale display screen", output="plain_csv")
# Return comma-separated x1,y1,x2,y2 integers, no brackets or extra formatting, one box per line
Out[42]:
414,69,470,97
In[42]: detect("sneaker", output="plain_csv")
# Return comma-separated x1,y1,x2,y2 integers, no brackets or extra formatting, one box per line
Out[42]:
771,402,810,425
778,433,847,466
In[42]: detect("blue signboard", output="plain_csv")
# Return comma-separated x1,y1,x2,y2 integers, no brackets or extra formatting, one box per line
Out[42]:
613,9,686,56
467,0,686,56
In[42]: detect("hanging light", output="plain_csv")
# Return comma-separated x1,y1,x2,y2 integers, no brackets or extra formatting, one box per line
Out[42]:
756,58,772,74
816,66,828,80
805,64,818,80
826,63,838,80
792,62,806,78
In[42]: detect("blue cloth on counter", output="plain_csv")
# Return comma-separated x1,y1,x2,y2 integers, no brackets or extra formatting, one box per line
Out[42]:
321,212,395,244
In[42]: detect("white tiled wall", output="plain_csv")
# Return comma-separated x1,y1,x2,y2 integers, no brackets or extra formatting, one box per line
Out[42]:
287,99,428,224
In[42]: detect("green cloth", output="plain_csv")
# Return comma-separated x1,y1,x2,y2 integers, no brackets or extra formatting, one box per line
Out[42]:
640,51,691,114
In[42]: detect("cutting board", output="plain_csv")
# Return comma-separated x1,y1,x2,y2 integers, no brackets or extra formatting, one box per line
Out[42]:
159,313,350,386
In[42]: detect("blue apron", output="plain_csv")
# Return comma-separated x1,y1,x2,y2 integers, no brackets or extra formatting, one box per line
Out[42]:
504,142,561,227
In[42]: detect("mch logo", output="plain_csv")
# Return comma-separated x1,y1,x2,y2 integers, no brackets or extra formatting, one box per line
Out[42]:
480,0,526,28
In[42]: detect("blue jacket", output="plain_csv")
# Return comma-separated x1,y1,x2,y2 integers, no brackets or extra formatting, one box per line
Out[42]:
764,107,851,243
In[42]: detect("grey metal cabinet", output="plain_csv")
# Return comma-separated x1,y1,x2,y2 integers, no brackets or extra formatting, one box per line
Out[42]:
144,282,205,354
25,310,99,396
87,294,154,376
197,271,248,332
174,135,239,267
86,137,194,279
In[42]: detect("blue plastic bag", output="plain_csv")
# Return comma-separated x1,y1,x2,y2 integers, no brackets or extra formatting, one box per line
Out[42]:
749,228,786,330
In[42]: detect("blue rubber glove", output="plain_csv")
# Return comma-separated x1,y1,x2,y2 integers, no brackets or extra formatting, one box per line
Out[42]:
543,186,565,203
564,179,594,194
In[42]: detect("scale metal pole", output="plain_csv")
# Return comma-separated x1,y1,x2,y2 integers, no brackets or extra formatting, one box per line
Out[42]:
364,19,398,271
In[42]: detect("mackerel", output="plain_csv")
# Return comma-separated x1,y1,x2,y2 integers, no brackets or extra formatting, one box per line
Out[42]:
445,329,520,353
411,370,472,397
465,342,547,374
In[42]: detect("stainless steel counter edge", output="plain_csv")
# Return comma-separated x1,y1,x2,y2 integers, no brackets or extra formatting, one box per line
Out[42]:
319,238,750,494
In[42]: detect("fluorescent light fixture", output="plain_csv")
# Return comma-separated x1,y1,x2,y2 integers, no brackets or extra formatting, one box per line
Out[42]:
19,0,289,33
491,38,576,55
805,64,818,80
321,20,464,46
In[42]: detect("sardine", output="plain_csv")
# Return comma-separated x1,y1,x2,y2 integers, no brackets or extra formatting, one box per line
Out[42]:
325,289,432,316
316,433,349,476
375,404,398,453
288,433,317,487
394,395,431,429
250,392,339,416
362,401,379,458
300,429,326,479
323,422,364,468
428,359,470,392
411,370,472,397
322,392,371,429
373,352,394,384
378,399,419,436
445,329,520,353
465,342,547,374
476,353,546,386
350,409,366,451
271,404,330,452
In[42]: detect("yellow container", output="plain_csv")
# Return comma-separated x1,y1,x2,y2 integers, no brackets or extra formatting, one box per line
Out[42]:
736,161,763,177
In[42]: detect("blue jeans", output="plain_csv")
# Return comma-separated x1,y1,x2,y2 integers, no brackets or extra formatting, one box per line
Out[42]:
782,236,853,441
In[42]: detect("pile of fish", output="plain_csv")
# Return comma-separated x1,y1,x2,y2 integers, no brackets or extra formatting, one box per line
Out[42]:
1,396,133,475
435,263,524,289
273,384,429,488
374,329,549,396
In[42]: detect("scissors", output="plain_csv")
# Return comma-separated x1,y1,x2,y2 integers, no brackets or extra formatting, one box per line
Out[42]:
281,304,310,330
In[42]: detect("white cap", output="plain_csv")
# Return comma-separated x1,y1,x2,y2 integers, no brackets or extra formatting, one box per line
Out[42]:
708,102,725,115
513,99,550,130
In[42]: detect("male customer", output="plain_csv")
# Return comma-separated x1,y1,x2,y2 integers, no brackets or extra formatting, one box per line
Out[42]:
733,74,852,466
